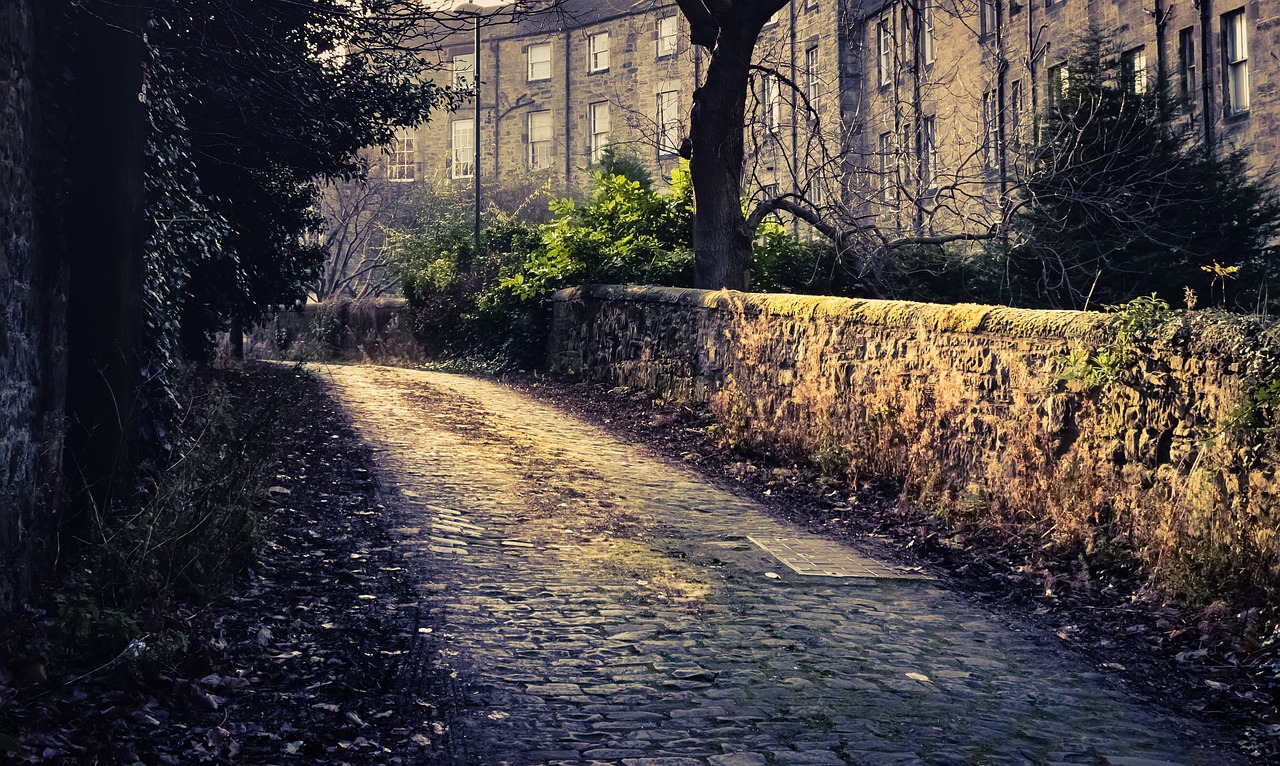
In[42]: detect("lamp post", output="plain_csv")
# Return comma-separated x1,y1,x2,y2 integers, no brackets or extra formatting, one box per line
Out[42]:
455,2,483,258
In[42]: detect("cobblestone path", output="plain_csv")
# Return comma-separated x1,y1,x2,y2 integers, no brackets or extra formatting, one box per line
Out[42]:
322,364,1237,766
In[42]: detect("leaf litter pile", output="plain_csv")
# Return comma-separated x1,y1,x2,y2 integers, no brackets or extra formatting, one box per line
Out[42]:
504,372,1280,761
0,364,461,765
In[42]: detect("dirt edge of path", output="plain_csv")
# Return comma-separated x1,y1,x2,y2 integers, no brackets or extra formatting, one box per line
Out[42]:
0,363,460,765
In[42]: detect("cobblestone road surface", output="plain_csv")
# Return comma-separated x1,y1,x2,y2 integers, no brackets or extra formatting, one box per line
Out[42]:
322,364,1238,766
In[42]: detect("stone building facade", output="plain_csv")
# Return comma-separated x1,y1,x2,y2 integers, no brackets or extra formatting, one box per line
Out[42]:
394,0,1278,241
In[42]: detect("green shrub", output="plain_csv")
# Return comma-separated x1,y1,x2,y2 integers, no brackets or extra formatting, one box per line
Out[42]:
503,157,695,301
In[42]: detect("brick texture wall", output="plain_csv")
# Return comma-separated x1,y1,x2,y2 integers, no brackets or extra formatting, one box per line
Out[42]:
0,0,66,614
549,285,1280,599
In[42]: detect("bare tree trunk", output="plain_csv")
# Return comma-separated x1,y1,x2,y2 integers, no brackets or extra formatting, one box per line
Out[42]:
690,20,757,290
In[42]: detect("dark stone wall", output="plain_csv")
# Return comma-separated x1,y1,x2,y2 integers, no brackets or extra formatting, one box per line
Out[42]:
0,0,67,614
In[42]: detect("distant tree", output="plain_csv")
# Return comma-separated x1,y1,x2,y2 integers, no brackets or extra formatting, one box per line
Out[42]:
313,160,416,302
1008,30,1280,309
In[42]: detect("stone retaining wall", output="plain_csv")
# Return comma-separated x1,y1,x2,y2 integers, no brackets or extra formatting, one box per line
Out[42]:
247,299,422,363
548,284,1280,600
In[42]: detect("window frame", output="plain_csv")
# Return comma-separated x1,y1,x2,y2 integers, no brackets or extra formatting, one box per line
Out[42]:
1008,78,1022,148
528,110,553,170
527,42,552,81
451,119,475,179
452,52,476,90
981,90,998,169
1048,62,1069,108
1223,9,1250,115
805,45,821,113
1177,27,1196,104
762,74,781,133
387,134,416,182
657,16,678,58
979,0,997,41
920,115,938,190
921,0,935,65
589,101,611,162
877,16,893,87
879,131,897,202
588,31,611,73
1121,46,1148,94
656,90,681,156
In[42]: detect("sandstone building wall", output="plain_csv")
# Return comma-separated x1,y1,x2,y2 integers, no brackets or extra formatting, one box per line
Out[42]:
548,285,1280,598
388,0,1278,246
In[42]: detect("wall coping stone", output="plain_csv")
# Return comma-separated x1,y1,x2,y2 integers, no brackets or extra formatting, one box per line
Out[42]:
553,285,1111,341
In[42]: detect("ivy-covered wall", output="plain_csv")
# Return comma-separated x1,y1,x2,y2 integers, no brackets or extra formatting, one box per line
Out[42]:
0,0,67,614
549,285,1280,602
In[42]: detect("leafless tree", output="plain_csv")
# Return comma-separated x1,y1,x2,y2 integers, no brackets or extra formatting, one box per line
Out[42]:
680,0,1068,300
312,153,419,301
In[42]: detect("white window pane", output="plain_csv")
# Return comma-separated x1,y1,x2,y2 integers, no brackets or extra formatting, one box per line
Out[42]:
453,53,475,89
528,110,552,169
658,91,680,154
658,16,678,57
922,0,935,63
528,43,551,80
590,102,610,162
452,120,474,178
388,136,416,181
1225,11,1250,112
589,33,610,71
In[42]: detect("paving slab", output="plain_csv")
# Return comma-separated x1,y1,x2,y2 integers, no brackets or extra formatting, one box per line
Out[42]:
322,364,1242,766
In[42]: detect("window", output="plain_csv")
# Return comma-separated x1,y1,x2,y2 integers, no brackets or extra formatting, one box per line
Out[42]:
979,0,997,40
1121,47,1148,94
657,91,681,155
588,32,610,72
528,110,552,169
1177,27,1196,105
809,174,824,205
805,45,820,112
527,43,551,81
1224,9,1249,114
879,131,896,202
1048,62,1069,108
981,90,998,168
589,101,610,162
877,16,893,87
761,74,780,133
387,134,416,182
1009,79,1022,146
452,53,475,90
920,115,937,188
451,119,474,179
922,0,935,65
657,16,678,58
